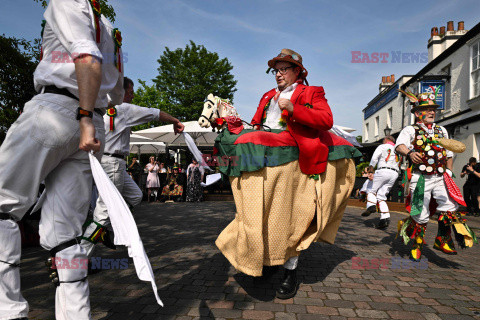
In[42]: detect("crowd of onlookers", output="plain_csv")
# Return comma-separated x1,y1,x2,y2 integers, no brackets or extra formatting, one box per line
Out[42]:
126,156,205,203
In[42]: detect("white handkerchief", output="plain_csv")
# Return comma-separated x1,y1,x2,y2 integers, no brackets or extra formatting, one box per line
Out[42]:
88,152,163,306
201,173,222,187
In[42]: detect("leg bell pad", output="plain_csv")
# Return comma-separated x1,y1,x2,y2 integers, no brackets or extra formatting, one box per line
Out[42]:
47,238,87,286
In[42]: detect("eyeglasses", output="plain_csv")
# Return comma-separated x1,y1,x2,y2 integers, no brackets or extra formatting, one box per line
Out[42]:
270,66,294,75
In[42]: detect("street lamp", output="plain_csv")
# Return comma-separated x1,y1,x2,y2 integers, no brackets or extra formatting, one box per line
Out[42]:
384,126,392,136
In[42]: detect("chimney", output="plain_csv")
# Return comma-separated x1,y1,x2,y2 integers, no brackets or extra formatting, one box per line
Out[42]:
447,21,454,31
391,74,395,83
428,21,468,63
379,76,392,93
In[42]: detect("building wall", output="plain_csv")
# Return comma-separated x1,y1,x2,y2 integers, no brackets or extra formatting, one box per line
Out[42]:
362,30,480,192
363,77,410,143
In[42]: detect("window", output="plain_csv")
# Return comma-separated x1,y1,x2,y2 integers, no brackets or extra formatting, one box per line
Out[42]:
441,64,451,111
472,40,480,98
387,108,393,128
365,123,369,141
375,116,379,136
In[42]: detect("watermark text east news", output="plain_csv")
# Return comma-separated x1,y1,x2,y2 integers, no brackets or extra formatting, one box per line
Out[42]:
351,51,428,64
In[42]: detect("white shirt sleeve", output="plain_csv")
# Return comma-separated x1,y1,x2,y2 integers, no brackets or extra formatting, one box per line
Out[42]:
108,72,124,107
369,145,383,168
124,104,161,127
44,0,102,60
395,126,415,151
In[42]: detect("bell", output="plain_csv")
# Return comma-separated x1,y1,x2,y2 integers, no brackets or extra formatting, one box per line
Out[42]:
45,257,53,268
49,271,58,279
52,277,59,286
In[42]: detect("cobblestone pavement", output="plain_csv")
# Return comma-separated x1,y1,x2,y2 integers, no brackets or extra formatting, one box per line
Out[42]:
23,201,480,320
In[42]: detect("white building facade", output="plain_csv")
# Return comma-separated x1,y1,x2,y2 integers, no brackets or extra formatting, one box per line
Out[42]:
362,21,480,187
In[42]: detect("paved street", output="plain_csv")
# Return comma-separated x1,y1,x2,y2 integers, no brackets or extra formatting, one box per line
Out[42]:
23,201,480,320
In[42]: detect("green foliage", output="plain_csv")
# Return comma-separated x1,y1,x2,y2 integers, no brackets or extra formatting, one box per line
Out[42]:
131,80,170,131
0,35,39,143
153,41,237,122
34,0,116,22
356,162,370,177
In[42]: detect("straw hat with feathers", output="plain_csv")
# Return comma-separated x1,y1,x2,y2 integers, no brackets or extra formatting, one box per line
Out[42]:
267,48,309,85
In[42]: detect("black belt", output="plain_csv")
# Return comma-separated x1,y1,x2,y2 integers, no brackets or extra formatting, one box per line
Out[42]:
0,213,13,220
50,238,80,257
378,167,399,173
104,152,125,160
43,86,103,116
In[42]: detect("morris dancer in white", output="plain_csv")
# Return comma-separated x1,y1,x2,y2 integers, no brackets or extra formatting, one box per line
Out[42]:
81,77,184,257
361,136,400,229
395,89,476,261
0,0,124,318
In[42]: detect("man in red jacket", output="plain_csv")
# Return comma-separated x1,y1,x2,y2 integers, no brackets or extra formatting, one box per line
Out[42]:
251,49,334,175
249,49,335,298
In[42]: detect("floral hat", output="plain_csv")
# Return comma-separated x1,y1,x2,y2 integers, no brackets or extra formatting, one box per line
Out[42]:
267,48,308,79
398,89,440,113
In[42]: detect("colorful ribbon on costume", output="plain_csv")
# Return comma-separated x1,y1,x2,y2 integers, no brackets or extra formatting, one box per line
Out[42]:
410,174,425,216
112,28,122,72
88,0,102,43
106,107,117,131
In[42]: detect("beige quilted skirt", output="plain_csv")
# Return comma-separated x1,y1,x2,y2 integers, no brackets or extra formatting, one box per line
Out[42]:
215,158,356,276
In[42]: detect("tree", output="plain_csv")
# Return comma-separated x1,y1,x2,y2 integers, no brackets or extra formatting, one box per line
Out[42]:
131,80,170,131
0,35,39,143
153,41,237,122
34,0,116,22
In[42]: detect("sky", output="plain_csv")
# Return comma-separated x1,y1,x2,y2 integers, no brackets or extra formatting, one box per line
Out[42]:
2,0,480,134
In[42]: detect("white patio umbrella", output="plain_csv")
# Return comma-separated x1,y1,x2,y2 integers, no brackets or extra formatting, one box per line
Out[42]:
133,121,218,147
130,133,153,142
129,141,166,154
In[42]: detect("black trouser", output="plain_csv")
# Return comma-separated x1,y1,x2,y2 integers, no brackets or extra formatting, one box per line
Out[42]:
463,183,480,213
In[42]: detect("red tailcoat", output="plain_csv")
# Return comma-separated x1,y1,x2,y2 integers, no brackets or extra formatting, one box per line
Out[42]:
251,84,333,175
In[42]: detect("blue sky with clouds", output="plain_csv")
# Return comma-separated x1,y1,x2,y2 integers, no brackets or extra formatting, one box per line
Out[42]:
2,0,479,133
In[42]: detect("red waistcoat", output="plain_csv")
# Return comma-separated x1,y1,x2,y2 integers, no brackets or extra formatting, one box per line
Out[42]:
251,84,333,174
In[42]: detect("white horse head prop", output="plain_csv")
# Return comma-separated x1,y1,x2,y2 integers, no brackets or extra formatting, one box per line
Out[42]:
198,93,240,131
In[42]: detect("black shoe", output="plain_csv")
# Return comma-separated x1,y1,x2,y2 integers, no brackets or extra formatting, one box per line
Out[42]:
361,206,376,217
376,218,390,229
276,269,298,299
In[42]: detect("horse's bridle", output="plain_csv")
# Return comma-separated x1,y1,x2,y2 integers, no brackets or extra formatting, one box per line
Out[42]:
200,99,220,123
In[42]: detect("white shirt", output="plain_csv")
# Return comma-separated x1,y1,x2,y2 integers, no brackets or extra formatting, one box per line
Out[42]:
34,0,124,109
395,122,453,158
370,143,400,171
264,83,298,130
103,103,160,156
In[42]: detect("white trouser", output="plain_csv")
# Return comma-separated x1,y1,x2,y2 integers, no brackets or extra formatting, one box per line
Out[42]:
366,169,399,219
283,256,298,270
0,93,105,320
409,173,458,224
81,156,143,257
